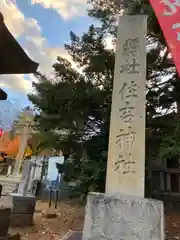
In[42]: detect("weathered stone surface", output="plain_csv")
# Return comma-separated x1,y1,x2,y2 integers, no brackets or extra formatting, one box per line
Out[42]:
83,192,164,240
106,15,147,197
0,196,13,208
11,195,36,214
9,194,36,227
10,214,33,227
18,161,32,196
0,208,11,237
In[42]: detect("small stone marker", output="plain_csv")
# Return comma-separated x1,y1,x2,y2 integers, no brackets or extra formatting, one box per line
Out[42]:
106,15,147,197
17,160,32,195
10,194,36,226
10,160,37,227
83,193,164,240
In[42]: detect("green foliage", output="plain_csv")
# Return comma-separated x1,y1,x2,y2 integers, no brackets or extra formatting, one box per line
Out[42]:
159,122,180,160
29,0,180,196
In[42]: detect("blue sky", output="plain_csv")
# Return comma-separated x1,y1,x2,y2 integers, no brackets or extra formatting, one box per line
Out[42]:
0,0,95,126
17,0,93,47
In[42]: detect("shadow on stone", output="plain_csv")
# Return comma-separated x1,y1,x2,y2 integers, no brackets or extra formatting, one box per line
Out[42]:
8,234,21,240
61,231,82,240
67,232,82,240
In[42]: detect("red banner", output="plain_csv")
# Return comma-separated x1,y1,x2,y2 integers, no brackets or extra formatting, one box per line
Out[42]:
149,0,180,76
0,128,3,138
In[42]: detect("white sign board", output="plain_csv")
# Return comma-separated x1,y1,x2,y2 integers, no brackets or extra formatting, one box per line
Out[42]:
47,156,65,182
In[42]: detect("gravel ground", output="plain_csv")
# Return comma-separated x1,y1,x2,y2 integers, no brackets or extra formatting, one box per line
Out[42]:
7,200,180,240
9,200,85,240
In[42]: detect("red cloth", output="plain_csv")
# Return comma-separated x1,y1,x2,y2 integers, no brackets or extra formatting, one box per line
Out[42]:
149,0,180,76
0,128,3,138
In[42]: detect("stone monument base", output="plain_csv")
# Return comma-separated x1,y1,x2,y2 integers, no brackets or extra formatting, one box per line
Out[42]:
9,193,36,227
83,192,164,240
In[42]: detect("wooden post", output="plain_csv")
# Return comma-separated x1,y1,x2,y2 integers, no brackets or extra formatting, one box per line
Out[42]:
49,190,53,207
0,184,2,198
166,173,171,192
160,171,165,191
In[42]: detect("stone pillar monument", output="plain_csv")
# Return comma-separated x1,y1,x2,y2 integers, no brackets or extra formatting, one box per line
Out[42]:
82,15,164,240
106,15,146,197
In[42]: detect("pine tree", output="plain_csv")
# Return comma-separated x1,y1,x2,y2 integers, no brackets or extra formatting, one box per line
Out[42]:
29,0,180,196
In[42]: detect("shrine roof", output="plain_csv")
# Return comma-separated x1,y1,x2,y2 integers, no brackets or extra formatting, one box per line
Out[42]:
0,12,39,74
